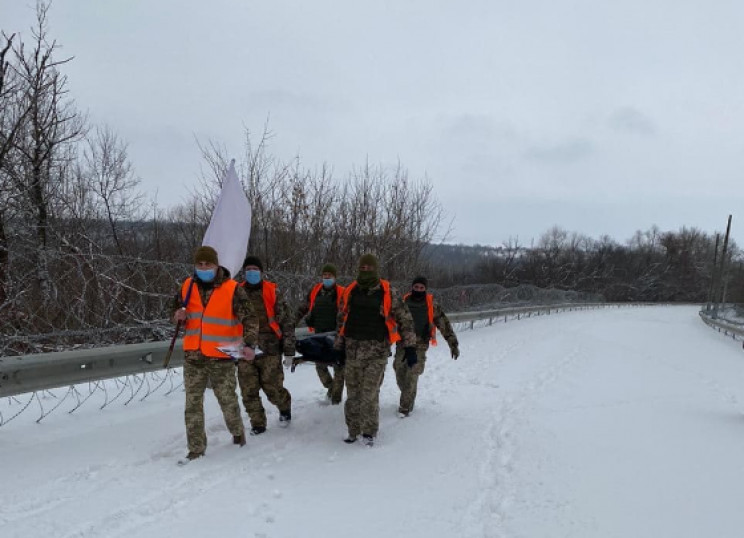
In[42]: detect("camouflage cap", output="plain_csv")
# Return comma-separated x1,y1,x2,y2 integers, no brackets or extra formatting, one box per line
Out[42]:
321,263,338,276
242,255,263,271
358,253,378,269
194,246,218,265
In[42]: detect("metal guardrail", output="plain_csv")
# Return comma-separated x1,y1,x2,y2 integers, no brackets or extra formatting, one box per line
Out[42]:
698,310,744,348
0,302,615,399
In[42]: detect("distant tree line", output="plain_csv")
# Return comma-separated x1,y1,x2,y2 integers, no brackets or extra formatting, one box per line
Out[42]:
428,225,743,304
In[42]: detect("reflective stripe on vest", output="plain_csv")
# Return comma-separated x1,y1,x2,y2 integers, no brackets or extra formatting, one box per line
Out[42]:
181,278,242,358
307,283,345,333
339,279,400,344
403,292,437,346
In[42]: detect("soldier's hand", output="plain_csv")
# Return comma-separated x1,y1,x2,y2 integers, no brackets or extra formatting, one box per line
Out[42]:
241,346,256,361
173,308,187,323
332,348,346,367
450,345,460,360
404,347,418,368
282,354,295,369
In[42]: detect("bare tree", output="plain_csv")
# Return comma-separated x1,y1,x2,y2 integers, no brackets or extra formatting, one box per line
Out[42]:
6,2,86,300
81,125,143,254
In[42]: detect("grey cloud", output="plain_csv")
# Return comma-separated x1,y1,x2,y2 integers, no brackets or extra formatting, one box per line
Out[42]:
608,107,656,135
245,89,333,112
524,138,594,165
443,114,500,139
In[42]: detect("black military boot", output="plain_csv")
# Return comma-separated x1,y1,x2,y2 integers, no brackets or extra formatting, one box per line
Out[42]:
233,432,246,446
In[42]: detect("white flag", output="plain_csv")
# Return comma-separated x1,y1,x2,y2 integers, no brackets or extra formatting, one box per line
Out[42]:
202,159,252,278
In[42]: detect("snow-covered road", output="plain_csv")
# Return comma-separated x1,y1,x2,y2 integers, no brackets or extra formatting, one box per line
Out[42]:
2,305,744,538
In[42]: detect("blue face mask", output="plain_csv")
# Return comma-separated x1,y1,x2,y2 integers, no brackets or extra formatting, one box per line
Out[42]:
322,278,335,288
195,268,216,283
245,270,262,285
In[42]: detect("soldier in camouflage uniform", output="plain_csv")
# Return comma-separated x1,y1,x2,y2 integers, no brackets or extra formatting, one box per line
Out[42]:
171,246,259,462
393,276,459,417
295,263,345,404
236,255,296,435
334,253,416,447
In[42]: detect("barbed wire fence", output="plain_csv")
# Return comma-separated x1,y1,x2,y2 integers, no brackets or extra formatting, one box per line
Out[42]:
0,249,605,426
0,250,603,356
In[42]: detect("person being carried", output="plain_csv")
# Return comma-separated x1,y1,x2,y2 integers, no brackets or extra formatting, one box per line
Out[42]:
171,246,259,463
393,276,459,418
295,263,346,404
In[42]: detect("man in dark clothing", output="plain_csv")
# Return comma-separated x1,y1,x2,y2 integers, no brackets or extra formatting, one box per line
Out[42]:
296,263,346,404
235,255,296,435
334,253,416,447
393,276,459,418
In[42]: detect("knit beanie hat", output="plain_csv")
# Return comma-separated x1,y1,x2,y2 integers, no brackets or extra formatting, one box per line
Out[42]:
412,275,428,288
242,255,263,271
358,253,379,270
321,263,338,277
194,246,218,265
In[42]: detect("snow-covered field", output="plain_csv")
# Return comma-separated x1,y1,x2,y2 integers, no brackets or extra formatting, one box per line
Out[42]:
2,305,744,538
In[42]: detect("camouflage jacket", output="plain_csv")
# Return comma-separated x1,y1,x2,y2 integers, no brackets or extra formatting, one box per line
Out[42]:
425,299,458,350
241,280,296,357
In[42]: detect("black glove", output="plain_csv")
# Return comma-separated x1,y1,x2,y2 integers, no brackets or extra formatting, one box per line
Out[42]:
332,347,346,367
404,347,418,368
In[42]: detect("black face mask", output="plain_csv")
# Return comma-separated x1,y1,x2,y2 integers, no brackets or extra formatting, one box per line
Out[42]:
410,290,426,300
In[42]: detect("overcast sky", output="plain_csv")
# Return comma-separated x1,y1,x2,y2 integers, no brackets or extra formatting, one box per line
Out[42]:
4,0,743,247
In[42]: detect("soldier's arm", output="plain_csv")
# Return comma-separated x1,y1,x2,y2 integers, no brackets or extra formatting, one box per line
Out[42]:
434,301,459,348
170,292,182,319
233,285,259,347
275,291,296,356
333,307,346,350
294,291,312,326
390,287,417,348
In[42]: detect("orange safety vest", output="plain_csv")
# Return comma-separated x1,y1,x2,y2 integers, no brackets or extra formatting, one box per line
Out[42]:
181,278,242,359
307,282,345,333
240,280,283,339
339,279,400,344
403,291,437,346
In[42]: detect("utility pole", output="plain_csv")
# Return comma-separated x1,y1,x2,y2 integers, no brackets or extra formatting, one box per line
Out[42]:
706,233,720,312
712,214,732,319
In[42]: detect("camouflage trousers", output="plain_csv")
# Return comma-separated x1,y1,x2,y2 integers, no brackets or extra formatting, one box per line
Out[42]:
393,345,428,414
184,355,244,454
236,354,292,429
343,339,390,438
316,363,345,404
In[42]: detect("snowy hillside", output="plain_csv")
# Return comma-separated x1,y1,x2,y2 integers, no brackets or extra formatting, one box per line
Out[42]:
2,305,744,538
